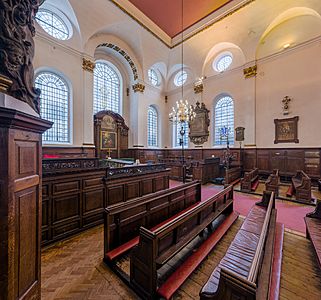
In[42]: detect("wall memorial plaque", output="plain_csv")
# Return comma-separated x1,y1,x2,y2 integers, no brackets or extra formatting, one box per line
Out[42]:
274,116,299,144
189,101,210,145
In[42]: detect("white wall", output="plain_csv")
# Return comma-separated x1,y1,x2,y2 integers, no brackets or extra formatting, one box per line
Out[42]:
33,0,321,150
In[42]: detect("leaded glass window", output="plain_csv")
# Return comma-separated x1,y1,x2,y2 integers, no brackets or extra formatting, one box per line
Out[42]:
148,69,159,86
175,122,189,147
214,54,233,72
35,72,70,143
174,71,187,87
36,9,70,40
147,106,158,147
93,62,121,114
214,96,234,145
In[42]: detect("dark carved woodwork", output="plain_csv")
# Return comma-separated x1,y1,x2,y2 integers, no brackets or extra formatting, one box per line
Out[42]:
243,148,321,180
104,181,201,255
291,170,312,204
306,199,321,219
41,161,170,245
241,168,259,192
265,169,280,196
274,116,299,144
130,185,234,299
189,101,210,145
0,107,52,299
0,0,41,113
224,167,242,184
94,110,129,159
200,191,279,300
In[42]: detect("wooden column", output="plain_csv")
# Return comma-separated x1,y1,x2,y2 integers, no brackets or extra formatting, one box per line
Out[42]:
0,107,52,300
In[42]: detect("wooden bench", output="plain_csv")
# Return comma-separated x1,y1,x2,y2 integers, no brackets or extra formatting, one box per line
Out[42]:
289,170,311,203
241,168,259,192
265,169,279,196
130,185,237,300
104,181,201,262
200,191,284,300
305,200,321,269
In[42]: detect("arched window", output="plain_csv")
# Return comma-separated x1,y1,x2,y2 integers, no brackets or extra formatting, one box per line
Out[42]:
214,95,234,145
93,61,121,114
147,106,158,147
175,122,189,148
36,9,71,40
148,69,159,86
35,72,70,143
174,70,187,87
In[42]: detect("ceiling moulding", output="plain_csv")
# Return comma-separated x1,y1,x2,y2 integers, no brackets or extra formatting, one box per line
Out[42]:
108,0,255,49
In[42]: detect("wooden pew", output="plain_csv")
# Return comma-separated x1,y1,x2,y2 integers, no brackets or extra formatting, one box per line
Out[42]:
241,168,259,192
200,191,284,300
289,170,311,203
265,169,279,196
104,181,201,262
305,200,321,270
130,185,238,300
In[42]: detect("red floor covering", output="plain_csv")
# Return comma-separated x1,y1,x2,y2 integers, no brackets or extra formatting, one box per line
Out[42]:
169,180,314,234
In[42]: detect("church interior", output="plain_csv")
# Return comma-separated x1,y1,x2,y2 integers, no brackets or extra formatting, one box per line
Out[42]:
1,0,321,299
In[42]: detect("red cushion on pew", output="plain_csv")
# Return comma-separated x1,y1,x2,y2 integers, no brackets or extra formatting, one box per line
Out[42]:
251,180,259,191
43,154,60,159
157,212,239,300
286,185,293,197
105,202,201,262
269,222,284,300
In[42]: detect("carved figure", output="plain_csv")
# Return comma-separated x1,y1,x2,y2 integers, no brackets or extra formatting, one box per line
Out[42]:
0,0,41,113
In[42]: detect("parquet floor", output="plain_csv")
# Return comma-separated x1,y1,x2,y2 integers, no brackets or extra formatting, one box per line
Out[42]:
42,220,321,300
41,225,138,300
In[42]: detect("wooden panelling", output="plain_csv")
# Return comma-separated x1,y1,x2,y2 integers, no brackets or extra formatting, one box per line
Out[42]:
83,189,104,214
0,107,52,300
53,194,80,223
42,165,170,245
243,148,321,179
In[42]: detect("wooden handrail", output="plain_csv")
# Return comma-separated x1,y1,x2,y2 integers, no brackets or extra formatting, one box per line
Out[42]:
247,191,274,282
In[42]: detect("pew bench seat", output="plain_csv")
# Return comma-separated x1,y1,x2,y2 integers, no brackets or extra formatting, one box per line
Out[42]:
157,212,239,300
200,192,283,300
305,217,321,269
105,202,200,262
200,205,268,298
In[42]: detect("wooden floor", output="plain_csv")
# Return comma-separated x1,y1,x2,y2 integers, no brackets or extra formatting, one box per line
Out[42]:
41,221,321,300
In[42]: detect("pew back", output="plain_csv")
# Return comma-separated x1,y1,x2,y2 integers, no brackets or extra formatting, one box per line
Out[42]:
292,170,311,203
241,168,259,192
104,181,201,254
265,169,279,195
131,185,234,299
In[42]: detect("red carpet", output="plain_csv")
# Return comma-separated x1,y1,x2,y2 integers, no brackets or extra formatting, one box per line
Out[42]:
169,180,315,234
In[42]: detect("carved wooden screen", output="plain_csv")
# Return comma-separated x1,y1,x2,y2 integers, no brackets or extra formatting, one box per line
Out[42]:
94,110,129,158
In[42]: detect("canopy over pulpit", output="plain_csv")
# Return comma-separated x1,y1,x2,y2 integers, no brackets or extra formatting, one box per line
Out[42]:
94,110,129,158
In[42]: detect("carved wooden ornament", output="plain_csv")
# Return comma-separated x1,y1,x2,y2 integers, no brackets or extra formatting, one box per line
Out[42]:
189,102,210,145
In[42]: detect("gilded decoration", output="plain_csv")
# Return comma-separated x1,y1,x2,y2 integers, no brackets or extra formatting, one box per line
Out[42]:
189,101,210,145
0,0,41,113
97,43,138,80
82,58,95,73
243,65,257,78
194,83,203,94
274,116,299,144
132,83,145,93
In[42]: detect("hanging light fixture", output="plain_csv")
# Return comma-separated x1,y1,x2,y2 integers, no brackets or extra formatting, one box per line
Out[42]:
169,0,195,183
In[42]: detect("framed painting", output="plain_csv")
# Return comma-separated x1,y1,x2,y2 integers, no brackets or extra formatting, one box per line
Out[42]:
274,116,299,144
101,131,117,149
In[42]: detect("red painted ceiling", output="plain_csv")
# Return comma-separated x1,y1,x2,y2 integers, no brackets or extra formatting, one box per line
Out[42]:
128,0,233,38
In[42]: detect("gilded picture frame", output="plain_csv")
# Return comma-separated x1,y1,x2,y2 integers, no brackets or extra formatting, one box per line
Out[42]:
101,131,117,149
274,116,299,144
